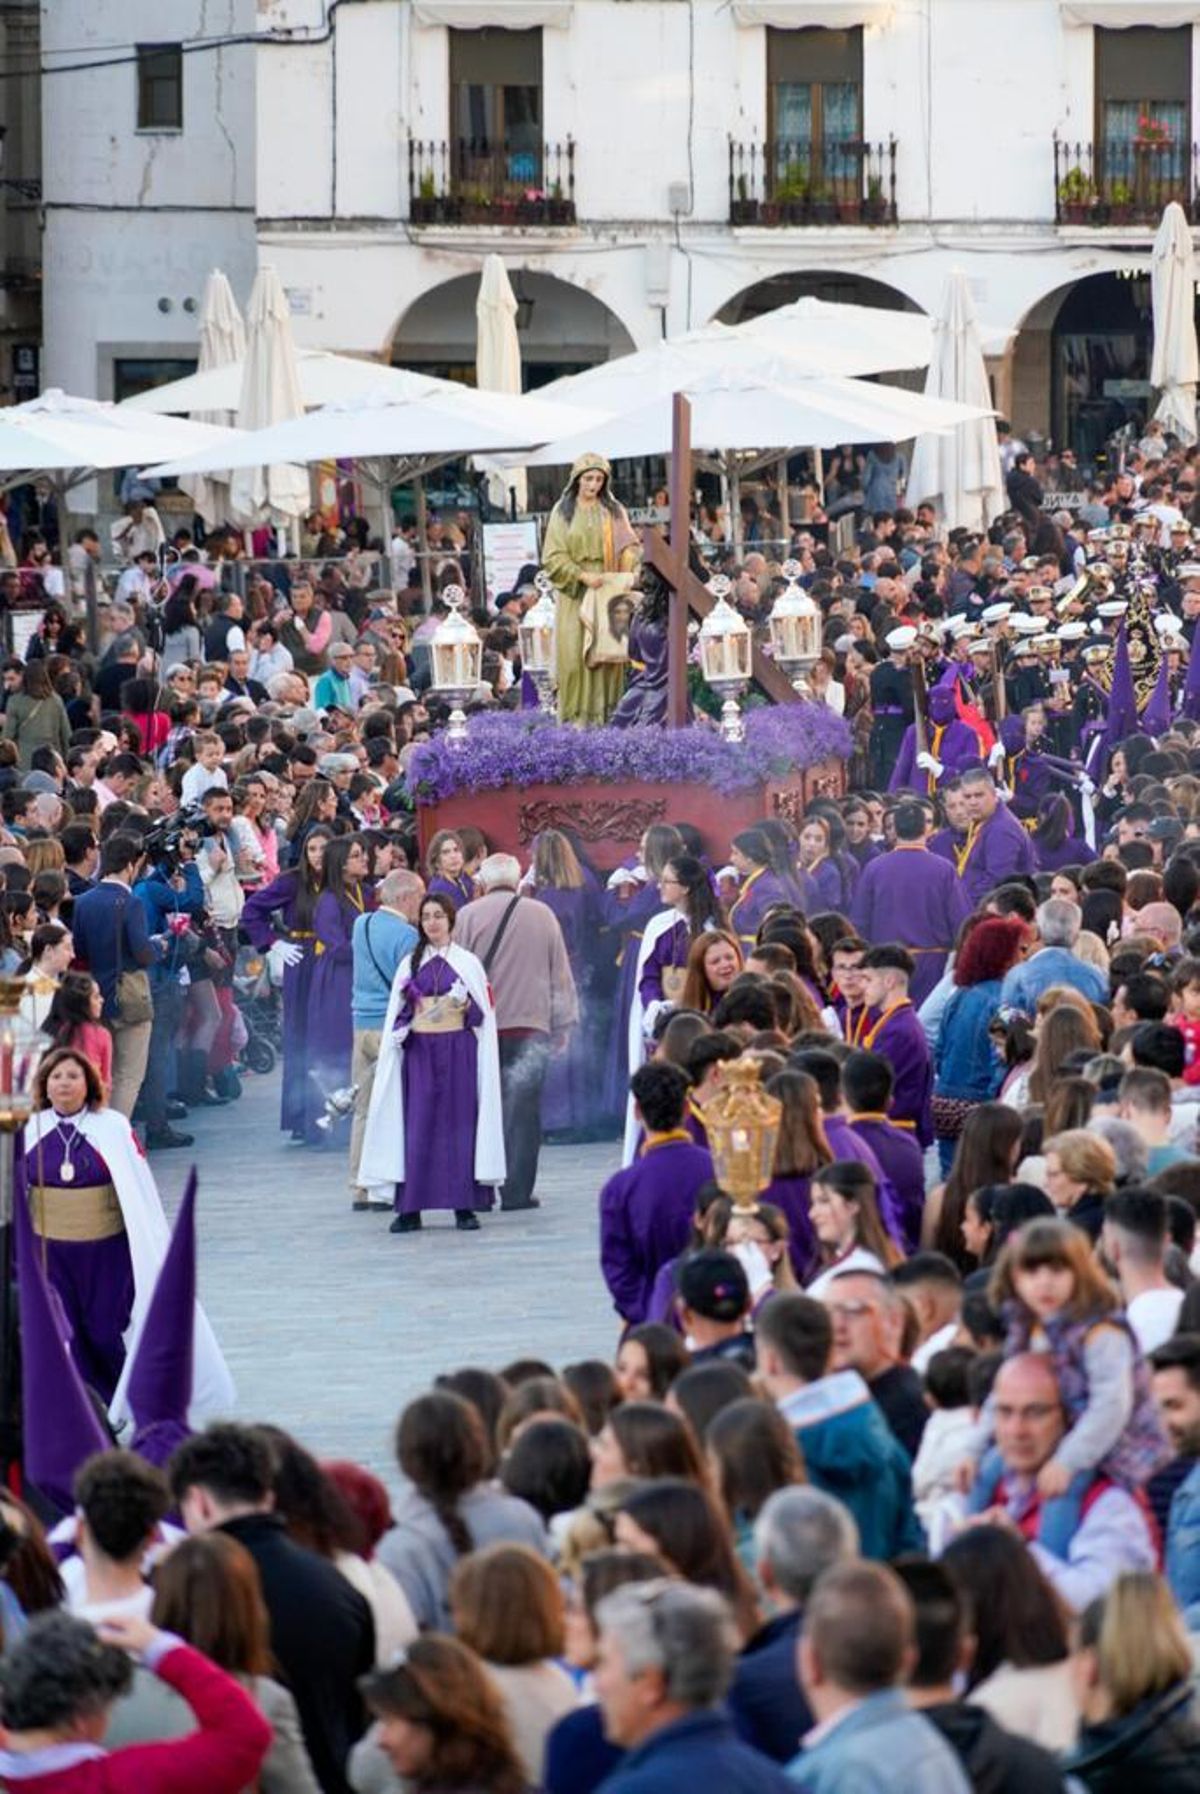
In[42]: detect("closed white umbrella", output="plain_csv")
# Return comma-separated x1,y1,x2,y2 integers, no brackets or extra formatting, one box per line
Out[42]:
1151,201,1198,445
228,267,310,529
475,256,526,513
905,272,1004,534
181,269,246,525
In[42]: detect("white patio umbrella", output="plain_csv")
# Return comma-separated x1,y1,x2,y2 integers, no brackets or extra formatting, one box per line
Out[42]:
120,350,451,416
476,255,526,513
229,266,310,530
504,364,990,467
729,294,1012,376
180,268,246,525
142,386,601,480
0,390,241,480
1151,201,1199,445
905,271,1005,533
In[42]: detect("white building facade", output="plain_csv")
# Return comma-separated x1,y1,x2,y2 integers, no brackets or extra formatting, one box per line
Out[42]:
39,0,1200,459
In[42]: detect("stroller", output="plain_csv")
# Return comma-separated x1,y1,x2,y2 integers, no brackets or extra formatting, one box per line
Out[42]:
232,941,281,1075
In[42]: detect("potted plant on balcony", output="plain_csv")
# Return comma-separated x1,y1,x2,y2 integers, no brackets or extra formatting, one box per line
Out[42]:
1056,165,1094,224
863,173,888,224
460,182,491,222
517,186,546,223
548,179,573,224
774,162,807,225
413,169,438,224
1107,178,1134,224
731,170,759,226
808,181,836,224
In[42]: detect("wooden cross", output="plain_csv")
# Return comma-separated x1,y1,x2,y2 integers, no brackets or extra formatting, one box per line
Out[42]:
640,393,802,726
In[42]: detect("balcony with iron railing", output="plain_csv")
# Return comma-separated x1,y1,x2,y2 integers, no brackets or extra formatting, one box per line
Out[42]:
1053,134,1199,224
407,136,576,226
728,137,896,226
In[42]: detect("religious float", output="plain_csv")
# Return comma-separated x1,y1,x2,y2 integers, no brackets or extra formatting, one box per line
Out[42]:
411,704,851,871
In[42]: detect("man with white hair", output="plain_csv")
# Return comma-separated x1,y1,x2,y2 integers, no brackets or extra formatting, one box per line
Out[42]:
593,1582,792,1791
453,853,578,1211
998,895,1108,1009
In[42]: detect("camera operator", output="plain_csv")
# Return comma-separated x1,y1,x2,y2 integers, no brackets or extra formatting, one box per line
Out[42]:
134,822,206,1149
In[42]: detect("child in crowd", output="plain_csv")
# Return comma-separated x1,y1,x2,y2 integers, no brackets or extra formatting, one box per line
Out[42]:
911,1346,976,1536
958,1217,1169,1553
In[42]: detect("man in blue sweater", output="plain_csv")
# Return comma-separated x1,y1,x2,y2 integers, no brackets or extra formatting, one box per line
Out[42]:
593,1581,792,1793
348,867,422,1209
756,1294,924,1561
71,831,163,1119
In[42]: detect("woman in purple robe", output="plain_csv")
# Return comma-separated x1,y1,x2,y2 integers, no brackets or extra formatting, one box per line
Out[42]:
424,828,476,909
1031,792,1094,872
728,826,814,952
18,1050,135,1403
306,834,373,1142
381,893,500,1231
761,1070,833,1280
241,825,333,1140
528,829,601,1136
601,822,682,1120
798,815,855,914
638,856,725,1020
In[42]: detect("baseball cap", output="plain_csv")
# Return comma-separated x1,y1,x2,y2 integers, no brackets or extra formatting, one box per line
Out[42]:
675,1249,750,1321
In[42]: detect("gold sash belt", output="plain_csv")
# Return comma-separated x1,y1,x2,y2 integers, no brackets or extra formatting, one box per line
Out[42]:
411,995,467,1034
29,1183,124,1243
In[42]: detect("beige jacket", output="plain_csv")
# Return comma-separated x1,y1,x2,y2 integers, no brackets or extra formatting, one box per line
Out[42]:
454,888,579,1036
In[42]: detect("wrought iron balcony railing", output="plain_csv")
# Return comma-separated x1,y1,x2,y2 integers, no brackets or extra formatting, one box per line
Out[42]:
408,136,576,225
728,137,896,226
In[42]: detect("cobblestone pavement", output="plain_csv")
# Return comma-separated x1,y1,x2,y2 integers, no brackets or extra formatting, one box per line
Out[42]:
149,1067,622,1479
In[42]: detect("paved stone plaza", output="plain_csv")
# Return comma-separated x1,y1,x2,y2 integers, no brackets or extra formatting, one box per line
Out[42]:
150,1068,622,1479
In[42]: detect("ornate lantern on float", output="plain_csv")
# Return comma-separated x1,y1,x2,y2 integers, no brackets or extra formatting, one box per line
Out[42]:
768,558,823,697
429,585,482,744
698,575,752,742
702,1057,782,1210
518,571,558,712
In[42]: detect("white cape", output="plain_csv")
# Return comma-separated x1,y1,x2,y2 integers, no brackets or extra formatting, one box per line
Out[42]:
22,1108,236,1431
621,909,717,1166
358,943,506,1187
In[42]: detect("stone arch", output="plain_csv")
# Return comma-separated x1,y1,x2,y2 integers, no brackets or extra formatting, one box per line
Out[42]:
712,268,926,327
389,268,636,386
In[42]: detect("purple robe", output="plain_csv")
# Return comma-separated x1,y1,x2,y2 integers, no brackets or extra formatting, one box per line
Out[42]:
927,827,965,868
610,614,670,728
639,916,690,1007
761,1173,818,1280
822,1115,907,1251
306,888,368,1139
806,857,851,914
889,719,984,793
862,1003,934,1148
428,872,475,909
729,867,816,950
602,883,666,1118
537,884,601,1134
18,1123,133,1404
848,839,885,871
394,956,493,1214
848,1116,925,1254
242,870,319,1137
850,847,971,1006
599,1136,715,1323
957,803,1038,907
1035,833,1095,872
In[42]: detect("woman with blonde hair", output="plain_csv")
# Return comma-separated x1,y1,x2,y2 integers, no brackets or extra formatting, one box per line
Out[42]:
1063,1573,1200,1787
1043,1128,1117,1240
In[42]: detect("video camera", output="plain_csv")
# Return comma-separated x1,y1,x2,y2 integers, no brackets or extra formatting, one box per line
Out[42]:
141,805,219,871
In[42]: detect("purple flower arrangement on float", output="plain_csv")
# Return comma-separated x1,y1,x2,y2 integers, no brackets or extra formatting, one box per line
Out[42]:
408,705,851,803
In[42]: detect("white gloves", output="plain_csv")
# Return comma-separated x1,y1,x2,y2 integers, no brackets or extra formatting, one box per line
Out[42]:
916,752,944,777
1079,773,1096,797
268,940,303,977
606,867,639,891
988,741,1007,769
449,980,469,1007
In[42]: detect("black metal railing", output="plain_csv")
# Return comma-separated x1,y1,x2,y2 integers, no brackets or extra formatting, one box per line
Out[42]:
407,136,576,225
1053,135,1199,224
728,137,896,226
